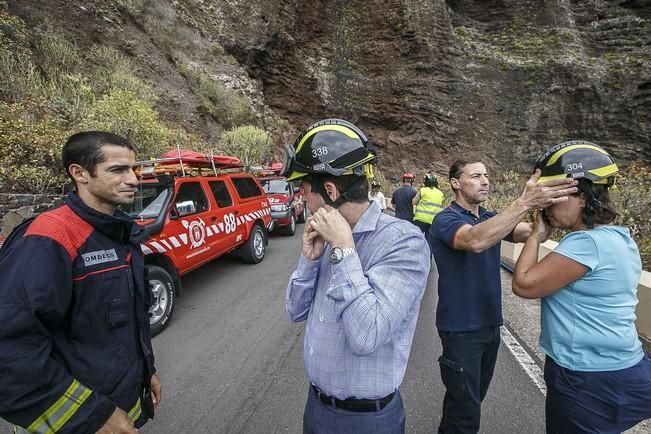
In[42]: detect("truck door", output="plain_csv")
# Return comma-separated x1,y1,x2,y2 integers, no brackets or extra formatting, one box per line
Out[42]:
230,175,268,235
207,179,246,252
170,180,215,271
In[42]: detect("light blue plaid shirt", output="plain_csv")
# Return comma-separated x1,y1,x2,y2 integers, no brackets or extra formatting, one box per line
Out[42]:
286,201,430,399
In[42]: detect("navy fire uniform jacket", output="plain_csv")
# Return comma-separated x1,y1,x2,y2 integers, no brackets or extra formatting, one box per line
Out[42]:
0,193,156,433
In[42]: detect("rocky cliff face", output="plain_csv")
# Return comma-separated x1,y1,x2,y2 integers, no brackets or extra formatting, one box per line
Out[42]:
8,0,650,179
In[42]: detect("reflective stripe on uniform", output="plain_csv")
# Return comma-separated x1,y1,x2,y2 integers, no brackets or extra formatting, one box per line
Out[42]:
416,209,441,216
26,379,92,434
127,397,142,423
418,201,443,209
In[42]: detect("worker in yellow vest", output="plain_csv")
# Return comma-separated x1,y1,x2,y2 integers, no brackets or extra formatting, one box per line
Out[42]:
412,172,444,237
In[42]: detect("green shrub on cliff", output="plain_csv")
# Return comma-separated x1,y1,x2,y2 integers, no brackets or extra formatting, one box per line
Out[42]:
0,103,69,193
179,64,253,128
611,165,651,270
0,2,212,191
218,125,272,170
79,90,170,159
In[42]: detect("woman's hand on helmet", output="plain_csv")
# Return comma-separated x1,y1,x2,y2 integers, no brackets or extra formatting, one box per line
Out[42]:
518,169,578,210
308,206,355,249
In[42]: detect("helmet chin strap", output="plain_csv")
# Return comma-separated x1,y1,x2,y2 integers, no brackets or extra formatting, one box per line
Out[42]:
578,180,601,229
312,176,365,209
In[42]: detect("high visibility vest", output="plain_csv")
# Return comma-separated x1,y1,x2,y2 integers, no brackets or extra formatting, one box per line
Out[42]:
413,187,444,224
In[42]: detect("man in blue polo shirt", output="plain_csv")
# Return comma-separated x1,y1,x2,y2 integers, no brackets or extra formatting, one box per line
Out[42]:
428,159,577,434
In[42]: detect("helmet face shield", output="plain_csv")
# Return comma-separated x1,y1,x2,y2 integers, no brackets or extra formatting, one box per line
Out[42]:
279,143,295,178
280,142,322,181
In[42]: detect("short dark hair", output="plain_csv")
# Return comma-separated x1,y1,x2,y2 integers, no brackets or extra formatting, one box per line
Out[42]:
579,181,617,226
63,131,134,180
448,159,481,180
313,174,369,203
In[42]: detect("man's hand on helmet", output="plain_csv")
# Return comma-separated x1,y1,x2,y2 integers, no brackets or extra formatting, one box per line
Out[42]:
308,206,355,249
518,169,578,210
302,216,325,260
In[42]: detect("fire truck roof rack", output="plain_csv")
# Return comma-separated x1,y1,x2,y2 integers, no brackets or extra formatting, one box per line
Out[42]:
136,149,244,179
253,162,284,179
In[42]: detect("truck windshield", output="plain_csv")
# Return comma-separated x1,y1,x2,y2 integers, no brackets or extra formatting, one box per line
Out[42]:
123,183,170,219
261,179,289,194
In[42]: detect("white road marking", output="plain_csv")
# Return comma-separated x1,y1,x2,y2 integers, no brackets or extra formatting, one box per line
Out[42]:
501,326,547,396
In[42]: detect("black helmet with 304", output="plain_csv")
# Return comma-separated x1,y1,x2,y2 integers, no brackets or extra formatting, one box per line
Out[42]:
534,140,618,186
534,140,619,228
280,119,376,182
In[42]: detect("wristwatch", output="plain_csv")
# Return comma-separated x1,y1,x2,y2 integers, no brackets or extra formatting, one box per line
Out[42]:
329,246,355,264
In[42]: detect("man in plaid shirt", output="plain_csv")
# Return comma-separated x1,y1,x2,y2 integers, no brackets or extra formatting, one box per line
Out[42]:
282,119,430,434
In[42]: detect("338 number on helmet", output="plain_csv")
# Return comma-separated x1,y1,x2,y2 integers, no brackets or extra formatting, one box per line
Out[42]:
312,147,328,158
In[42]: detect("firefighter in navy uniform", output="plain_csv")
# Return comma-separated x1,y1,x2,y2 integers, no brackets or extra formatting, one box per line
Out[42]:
391,173,417,221
0,132,161,433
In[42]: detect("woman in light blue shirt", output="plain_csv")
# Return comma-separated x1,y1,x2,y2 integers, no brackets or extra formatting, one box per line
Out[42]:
512,140,651,434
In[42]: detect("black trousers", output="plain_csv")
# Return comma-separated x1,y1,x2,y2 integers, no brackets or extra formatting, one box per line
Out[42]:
437,326,501,434
413,220,430,233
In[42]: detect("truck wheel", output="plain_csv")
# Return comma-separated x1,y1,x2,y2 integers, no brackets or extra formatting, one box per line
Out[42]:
282,213,297,236
297,206,307,223
241,223,266,264
146,265,176,336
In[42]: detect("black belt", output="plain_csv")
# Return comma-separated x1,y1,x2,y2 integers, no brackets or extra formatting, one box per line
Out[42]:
311,384,395,413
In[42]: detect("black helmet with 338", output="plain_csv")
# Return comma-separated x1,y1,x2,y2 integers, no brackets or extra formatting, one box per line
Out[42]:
280,119,376,182
280,119,377,207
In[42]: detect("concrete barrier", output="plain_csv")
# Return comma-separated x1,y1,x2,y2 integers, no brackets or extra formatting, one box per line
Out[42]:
502,240,651,352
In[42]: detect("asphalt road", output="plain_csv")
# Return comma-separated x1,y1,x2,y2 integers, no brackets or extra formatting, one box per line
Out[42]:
3,222,648,433
140,225,545,434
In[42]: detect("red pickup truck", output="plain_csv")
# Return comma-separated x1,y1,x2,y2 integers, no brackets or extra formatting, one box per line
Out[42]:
256,171,306,236
126,151,272,335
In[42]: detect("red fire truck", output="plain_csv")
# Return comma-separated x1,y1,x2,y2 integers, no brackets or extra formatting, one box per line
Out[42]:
255,166,306,236
126,150,272,335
